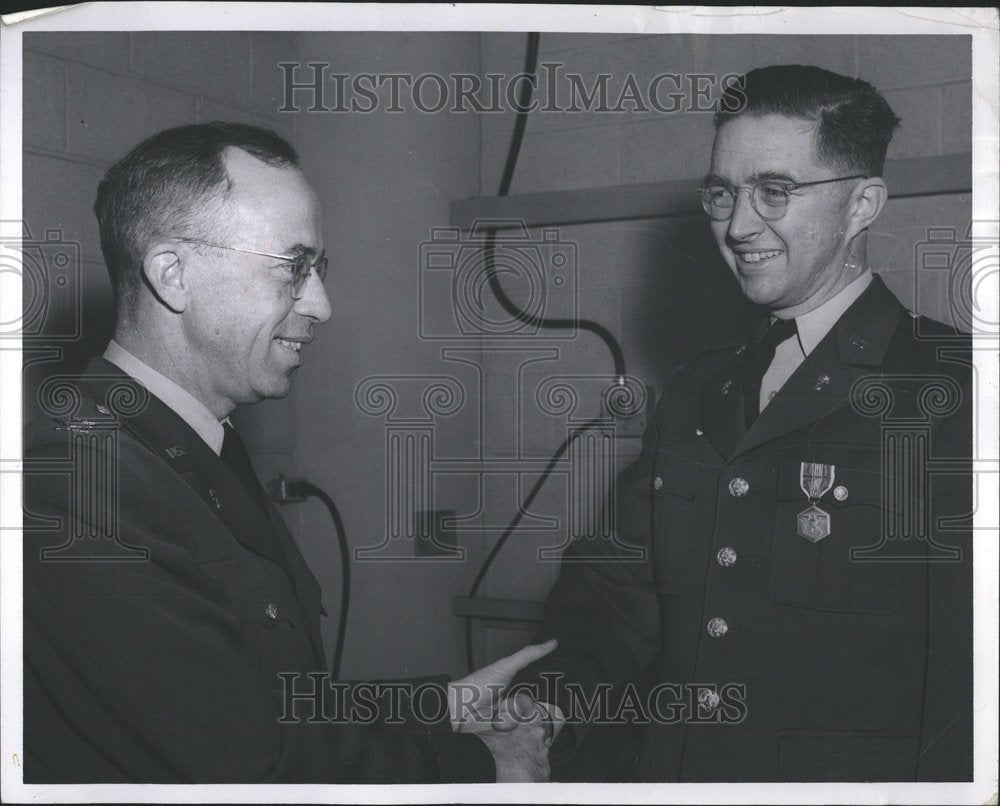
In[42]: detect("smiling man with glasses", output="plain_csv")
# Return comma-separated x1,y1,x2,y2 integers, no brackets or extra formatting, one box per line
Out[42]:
23,122,559,783
518,64,972,783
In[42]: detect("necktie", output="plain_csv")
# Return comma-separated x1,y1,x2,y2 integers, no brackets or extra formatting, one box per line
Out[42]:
220,423,293,574
738,317,798,425
221,422,269,515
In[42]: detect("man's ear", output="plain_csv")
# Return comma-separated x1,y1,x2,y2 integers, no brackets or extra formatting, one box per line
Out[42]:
846,177,888,238
142,242,188,313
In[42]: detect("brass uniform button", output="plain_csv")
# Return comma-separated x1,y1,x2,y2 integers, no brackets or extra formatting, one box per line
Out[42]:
707,617,728,638
716,547,737,567
728,477,749,498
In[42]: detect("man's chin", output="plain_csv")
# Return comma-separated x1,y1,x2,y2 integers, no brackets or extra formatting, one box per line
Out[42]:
736,275,783,309
245,377,294,405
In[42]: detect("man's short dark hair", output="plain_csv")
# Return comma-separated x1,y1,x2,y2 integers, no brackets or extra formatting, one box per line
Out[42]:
94,121,299,313
714,64,901,177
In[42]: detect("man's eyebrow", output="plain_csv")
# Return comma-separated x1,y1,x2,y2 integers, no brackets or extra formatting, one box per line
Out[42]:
703,170,799,186
749,170,797,183
282,242,317,257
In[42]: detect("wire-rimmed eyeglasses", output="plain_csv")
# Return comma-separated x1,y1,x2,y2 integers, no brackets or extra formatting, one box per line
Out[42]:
698,175,869,222
179,238,328,300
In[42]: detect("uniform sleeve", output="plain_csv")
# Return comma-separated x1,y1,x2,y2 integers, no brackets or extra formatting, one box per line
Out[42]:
515,388,670,759
23,439,494,784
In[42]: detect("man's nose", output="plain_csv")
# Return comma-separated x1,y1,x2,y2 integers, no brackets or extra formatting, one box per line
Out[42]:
727,188,765,241
294,272,332,323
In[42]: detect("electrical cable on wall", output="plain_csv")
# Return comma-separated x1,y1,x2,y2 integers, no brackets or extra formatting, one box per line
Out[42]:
466,31,631,673
270,476,351,680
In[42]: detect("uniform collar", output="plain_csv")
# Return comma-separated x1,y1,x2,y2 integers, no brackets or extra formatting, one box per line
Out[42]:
103,340,226,455
831,273,903,367
782,271,874,356
700,274,904,461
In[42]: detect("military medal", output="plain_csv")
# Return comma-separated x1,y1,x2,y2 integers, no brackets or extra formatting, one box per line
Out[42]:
797,462,835,543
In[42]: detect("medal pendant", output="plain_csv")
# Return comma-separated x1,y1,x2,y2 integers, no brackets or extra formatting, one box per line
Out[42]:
797,504,831,543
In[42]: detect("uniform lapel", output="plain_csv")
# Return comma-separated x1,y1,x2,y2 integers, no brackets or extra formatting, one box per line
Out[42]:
698,342,752,461
80,358,290,571
730,275,903,460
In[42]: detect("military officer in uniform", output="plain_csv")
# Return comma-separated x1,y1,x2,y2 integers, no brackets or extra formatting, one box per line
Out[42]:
23,122,559,783
518,64,973,781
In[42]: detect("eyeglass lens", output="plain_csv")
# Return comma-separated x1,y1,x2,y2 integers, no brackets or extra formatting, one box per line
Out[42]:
702,183,789,221
291,254,328,298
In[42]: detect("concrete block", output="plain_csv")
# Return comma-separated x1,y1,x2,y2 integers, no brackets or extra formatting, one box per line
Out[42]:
508,125,620,194
23,50,65,153
130,31,251,107
196,97,296,146
24,31,130,73
858,35,972,91
66,64,195,162
940,81,972,154
259,31,299,47
621,111,715,185
22,152,105,263
538,33,646,56
696,34,856,79
250,32,299,116
884,86,942,160
480,32,532,77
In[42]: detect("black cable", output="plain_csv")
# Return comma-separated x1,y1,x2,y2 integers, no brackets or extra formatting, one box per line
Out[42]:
497,32,540,198
484,32,627,382
295,481,351,681
465,418,606,674
465,33,632,673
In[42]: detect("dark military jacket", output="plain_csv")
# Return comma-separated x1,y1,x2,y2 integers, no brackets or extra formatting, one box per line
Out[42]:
23,357,493,783
522,276,973,782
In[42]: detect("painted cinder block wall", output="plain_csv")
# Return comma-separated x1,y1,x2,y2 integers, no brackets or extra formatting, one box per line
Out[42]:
23,32,971,681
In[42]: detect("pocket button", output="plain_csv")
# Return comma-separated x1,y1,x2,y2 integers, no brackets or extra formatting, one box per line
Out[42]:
707,617,728,638
728,477,750,497
716,547,737,567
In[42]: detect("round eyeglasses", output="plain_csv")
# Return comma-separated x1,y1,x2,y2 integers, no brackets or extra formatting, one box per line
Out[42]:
699,175,868,222
179,238,328,300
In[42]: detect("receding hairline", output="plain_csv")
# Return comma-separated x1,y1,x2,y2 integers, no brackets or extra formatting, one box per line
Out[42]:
204,146,322,254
